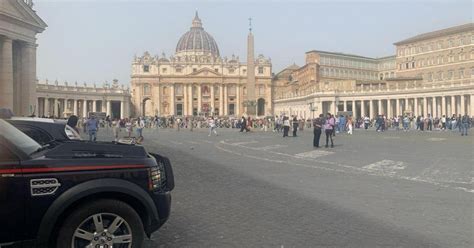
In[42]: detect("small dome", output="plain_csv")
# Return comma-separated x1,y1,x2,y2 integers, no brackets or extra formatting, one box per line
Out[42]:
175,12,220,57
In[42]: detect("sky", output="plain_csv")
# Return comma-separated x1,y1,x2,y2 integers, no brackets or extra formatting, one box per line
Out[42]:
34,0,472,87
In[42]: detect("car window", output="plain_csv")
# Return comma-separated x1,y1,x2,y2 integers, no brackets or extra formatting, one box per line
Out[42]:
16,125,53,145
0,120,41,156
0,143,19,162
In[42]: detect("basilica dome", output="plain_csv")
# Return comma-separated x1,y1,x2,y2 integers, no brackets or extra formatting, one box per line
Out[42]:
175,12,220,57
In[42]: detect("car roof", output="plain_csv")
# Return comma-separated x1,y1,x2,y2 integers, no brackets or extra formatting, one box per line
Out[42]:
10,117,67,124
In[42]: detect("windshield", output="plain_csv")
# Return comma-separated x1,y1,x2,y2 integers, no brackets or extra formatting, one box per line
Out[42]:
0,119,42,156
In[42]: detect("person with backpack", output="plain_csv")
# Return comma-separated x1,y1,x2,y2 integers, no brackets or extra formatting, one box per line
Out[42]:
324,113,335,148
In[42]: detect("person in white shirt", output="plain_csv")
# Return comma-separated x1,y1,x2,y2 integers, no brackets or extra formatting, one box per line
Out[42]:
208,117,218,136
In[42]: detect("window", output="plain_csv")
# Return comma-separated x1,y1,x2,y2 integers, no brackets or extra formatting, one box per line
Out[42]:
449,40,454,47
229,68,235,73
437,71,443,81
459,38,464,46
193,68,197,73
437,42,442,49
176,103,183,116
405,63,409,69
258,66,264,74
459,69,464,78
459,54,465,61
447,70,453,79
0,144,18,162
215,68,219,73
14,126,52,146
143,65,149,72
427,73,433,82
411,62,415,68
243,69,247,74
162,68,167,73
176,68,182,73
143,84,151,96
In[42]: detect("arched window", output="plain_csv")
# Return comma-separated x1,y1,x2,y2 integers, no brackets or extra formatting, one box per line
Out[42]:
143,84,151,96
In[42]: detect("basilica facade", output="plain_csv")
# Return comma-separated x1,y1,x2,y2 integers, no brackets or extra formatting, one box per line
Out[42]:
131,12,272,117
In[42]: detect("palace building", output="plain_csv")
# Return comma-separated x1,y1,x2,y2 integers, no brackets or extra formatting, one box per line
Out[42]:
131,12,272,117
273,23,474,119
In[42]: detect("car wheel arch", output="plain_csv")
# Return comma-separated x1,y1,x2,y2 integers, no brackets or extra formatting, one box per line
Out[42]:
36,178,159,247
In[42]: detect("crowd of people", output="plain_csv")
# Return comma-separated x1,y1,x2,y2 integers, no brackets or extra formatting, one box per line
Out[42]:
72,112,472,144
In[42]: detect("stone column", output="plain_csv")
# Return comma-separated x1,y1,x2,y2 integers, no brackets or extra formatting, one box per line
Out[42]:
92,100,97,112
155,85,160,116
120,101,124,119
459,95,467,115
395,98,400,116
44,98,50,117
343,101,347,112
197,84,202,114
223,84,228,115
83,100,88,117
219,84,224,116
236,85,240,116
73,99,78,116
470,95,474,116
352,100,356,118
450,96,456,116
0,37,14,110
369,100,374,118
423,97,428,116
387,99,392,117
378,99,382,115
361,100,365,117
169,84,175,115
52,99,58,118
404,98,408,114
441,96,446,116
182,85,187,116
210,84,215,116
105,100,110,117
21,42,37,116
413,97,418,116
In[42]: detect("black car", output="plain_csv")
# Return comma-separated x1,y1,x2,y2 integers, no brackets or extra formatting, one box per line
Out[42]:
6,117,82,146
0,119,174,248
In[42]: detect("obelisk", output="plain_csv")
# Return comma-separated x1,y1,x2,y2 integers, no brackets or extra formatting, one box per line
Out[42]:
246,18,256,116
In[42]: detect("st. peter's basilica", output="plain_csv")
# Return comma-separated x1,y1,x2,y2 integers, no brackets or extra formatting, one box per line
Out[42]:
131,12,272,117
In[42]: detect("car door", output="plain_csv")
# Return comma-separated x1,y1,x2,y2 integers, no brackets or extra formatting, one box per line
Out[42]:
0,141,26,244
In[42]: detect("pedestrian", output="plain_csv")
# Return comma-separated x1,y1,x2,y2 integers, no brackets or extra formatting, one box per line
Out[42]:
324,113,335,148
312,114,323,147
125,118,132,138
461,114,470,136
208,117,218,136
292,115,298,137
136,117,145,143
283,116,290,137
364,116,370,130
112,118,121,142
240,116,249,132
346,116,353,135
86,114,99,142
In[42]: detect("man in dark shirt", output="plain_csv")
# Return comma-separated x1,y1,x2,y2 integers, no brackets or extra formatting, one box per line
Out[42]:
313,114,324,147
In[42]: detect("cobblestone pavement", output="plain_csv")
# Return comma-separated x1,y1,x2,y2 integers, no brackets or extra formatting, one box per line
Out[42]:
97,127,473,247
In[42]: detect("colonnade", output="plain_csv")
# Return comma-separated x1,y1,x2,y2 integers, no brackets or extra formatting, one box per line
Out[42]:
277,94,474,120
37,98,127,119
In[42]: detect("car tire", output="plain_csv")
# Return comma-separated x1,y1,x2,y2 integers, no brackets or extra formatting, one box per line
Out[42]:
56,199,144,248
